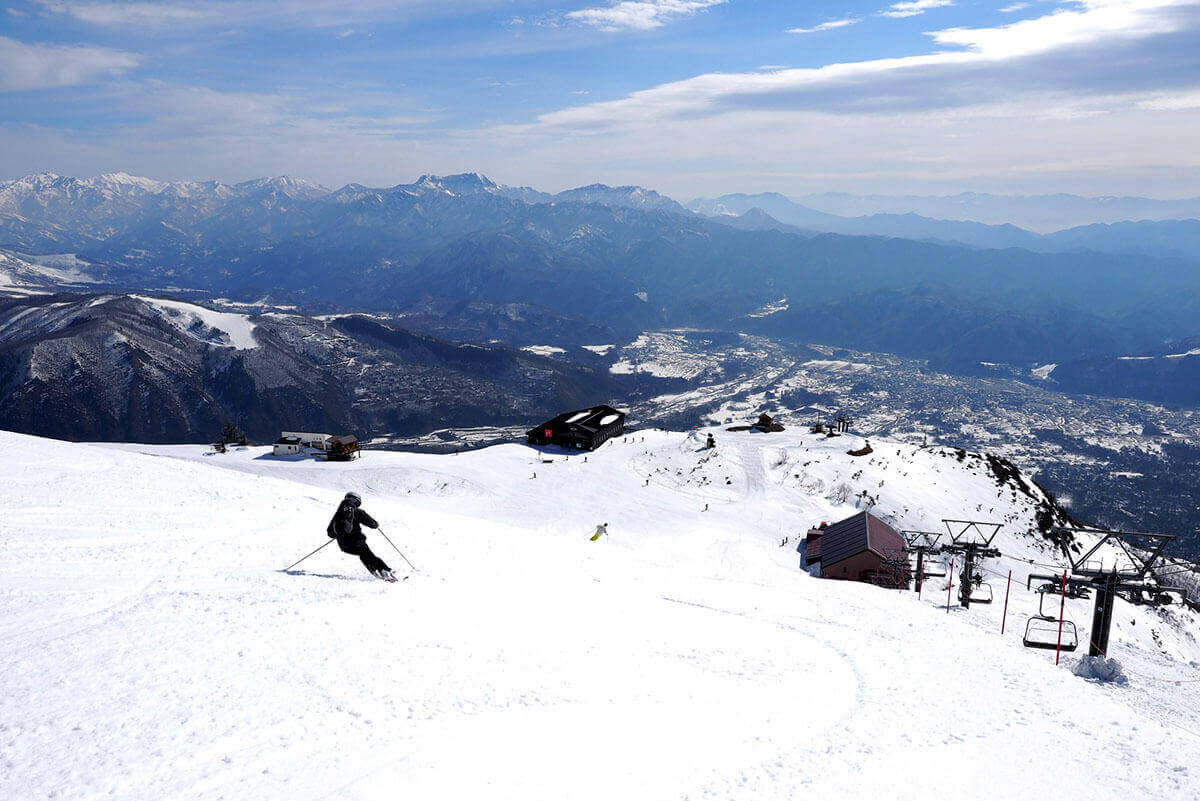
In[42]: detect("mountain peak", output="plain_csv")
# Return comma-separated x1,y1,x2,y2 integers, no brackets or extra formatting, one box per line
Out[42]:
412,172,500,195
554,183,686,212
2,172,66,190
235,175,328,197
93,172,166,192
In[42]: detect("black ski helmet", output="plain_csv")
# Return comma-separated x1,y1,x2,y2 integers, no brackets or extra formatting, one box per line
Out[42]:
344,492,362,507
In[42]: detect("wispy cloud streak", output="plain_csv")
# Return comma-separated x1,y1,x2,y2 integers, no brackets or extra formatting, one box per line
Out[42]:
534,0,1199,127
0,35,138,91
566,0,726,32
787,17,861,35
881,0,955,19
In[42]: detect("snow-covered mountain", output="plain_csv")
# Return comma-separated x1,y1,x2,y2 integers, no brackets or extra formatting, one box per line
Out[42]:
689,192,1200,259
0,293,630,442
797,190,1200,232
4,171,1199,366
551,182,689,213
3,426,1198,799
1037,335,1200,405
0,249,98,294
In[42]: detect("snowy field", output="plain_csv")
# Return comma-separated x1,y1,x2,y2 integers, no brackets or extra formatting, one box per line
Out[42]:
3,427,1199,800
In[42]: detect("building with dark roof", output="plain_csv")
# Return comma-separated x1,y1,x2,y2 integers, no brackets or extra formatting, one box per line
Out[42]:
272,436,303,457
526,405,626,451
799,522,827,577
326,434,360,461
812,511,909,588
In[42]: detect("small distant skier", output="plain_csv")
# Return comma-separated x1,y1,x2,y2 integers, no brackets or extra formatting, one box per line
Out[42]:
590,522,609,541
327,492,396,581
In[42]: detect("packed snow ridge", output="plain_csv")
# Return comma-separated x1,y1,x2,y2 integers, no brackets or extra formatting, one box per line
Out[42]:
3,426,1199,800
132,295,259,349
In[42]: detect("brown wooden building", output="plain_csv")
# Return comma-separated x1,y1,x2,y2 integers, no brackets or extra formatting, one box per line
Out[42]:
326,435,361,461
808,511,909,588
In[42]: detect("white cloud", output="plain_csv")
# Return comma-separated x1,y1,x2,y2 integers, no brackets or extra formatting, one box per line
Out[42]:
999,2,1030,12
5,0,1199,199
34,1,217,26
7,90,1200,198
927,0,1189,57
881,0,955,19
34,0,499,29
1138,89,1200,109
533,0,1198,128
787,17,861,35
0,36,138,91
566,0,725,32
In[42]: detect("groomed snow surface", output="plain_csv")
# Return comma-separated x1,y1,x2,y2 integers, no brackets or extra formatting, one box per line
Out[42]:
132,295,259,350
3,427,1199,800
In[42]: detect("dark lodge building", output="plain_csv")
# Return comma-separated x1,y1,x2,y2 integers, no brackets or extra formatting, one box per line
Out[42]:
805,511,909,588
325,434,361,461
527,405,626,451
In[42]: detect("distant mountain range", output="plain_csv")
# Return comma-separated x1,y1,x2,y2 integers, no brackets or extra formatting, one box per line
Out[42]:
789,191,1200,232
741,285,1152,369
1033,336,1200,407
2,171,1200,374
688,193,1200,260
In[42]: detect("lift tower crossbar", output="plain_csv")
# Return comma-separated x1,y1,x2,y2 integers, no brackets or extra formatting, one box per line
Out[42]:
940,519,1003,609
1052,526,1189,657
902,530,944,594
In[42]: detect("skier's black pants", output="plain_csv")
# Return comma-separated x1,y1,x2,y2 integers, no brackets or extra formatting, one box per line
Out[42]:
336,537,390,574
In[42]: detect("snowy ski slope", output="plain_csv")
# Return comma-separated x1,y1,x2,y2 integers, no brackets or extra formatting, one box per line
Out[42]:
3,427,1199,800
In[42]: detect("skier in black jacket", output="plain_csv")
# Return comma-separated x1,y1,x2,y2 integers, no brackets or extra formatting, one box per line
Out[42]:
327,492,396,581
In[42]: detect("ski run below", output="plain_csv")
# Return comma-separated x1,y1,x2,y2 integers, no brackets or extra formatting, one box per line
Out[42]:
130,294,260,350
3,426,1200,801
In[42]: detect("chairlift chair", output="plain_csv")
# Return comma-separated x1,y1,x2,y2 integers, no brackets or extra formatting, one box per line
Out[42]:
1022,591,1079,652
968,580,994,604
962,573,993,604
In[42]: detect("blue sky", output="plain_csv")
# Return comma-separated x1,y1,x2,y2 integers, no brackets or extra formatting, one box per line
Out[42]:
1,0,1199,197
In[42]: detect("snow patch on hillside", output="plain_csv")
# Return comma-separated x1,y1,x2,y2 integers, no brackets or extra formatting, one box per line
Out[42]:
521,344,566,356
610,332,717,379
746,297,789,317
802,359,873,373
132,295,259,349
0,249,96,294
1032,363,1057,379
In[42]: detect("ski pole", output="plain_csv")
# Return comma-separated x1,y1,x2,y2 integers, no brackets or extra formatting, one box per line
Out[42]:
378,528,418,572
283,538,335,572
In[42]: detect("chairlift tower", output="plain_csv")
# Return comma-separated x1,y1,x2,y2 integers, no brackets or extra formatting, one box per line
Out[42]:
940,519,1003,609
1032,527,1191,657
902,530,945,594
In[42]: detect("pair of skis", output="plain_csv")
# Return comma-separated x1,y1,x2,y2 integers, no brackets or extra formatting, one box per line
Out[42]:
284,526,419,581
374,570,408,583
